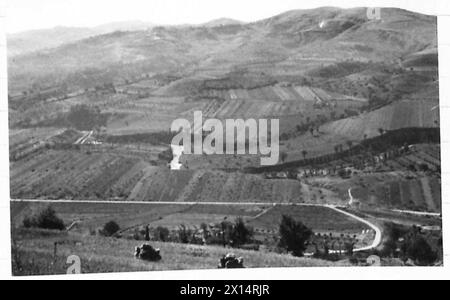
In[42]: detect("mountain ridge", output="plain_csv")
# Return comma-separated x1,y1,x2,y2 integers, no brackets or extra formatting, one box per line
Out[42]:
7,7,437,94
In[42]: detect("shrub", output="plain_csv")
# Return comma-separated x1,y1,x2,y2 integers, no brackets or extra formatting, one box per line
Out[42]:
403,235,438,266
278,215,313,257
101,221,120,237
23,206,65,231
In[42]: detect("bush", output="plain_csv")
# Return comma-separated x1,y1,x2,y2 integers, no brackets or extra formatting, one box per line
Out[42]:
278,215,313,257
23,206,65,231
383,223,439,265
101,221,121,237
404,235,438,266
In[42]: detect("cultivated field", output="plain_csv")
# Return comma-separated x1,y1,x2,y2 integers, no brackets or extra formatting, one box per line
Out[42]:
284,99,439,160
10,141,345,204
11,201,369,236
200,85,364,104
303,144,442,213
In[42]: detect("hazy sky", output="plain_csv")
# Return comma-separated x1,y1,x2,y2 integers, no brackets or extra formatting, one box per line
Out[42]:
4,0,441,33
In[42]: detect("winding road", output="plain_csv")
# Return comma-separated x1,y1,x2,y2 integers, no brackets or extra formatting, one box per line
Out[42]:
327,205,382,253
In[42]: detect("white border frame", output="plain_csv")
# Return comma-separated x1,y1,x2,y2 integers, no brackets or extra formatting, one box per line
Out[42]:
1,0,449,280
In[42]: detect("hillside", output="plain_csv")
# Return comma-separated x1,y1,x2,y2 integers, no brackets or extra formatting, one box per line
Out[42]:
8,7,443,274
7,7,437,94
201,18,244,28
8,7,441,212
9,146,343,205
283,99,439,160
12,228,344,276
7,21,155,57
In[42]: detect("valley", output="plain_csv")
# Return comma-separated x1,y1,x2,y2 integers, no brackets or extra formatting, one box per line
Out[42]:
8,7,443,273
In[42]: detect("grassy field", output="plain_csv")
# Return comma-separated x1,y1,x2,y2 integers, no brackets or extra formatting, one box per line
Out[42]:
11,202,367,234
248,205,368,234
12,228,345,276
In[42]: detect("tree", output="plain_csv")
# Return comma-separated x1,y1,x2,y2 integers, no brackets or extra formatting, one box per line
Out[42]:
145,225,150,241
102,221,120,237
302,150,308,160
280,152,288,163
279,215,313,257
155,226,170,242
178,224,193,244
200,223,210,244
345,241,356,256
231,218,253,247
404,235,438,265
66,104,106,131
418,164,430,172
346,141,353,150
334,145,340,154
23,206,65,231
220,221,234,247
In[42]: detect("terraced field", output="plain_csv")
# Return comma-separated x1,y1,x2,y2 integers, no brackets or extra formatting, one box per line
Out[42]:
200,85,363,103
201,85,365,119
386,144,441,171
10,128,65,148
180,170,341,204
10,149,152,200
10,148,344,205
285,99,439,159
202,99,308,118
9,128,70,161
104,96,204,135
141,168,340,205
326,100,438,138
301,143,442,214
353,177,442,213
309,171,441,214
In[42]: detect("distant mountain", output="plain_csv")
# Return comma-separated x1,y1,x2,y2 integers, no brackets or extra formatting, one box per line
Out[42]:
93,20,155,33
8,7,437,93
200,18,244,28
7,21,155,56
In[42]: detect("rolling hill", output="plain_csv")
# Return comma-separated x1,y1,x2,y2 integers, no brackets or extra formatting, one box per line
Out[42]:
7,7,441,213
7,21,155,57
7,7,438,94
